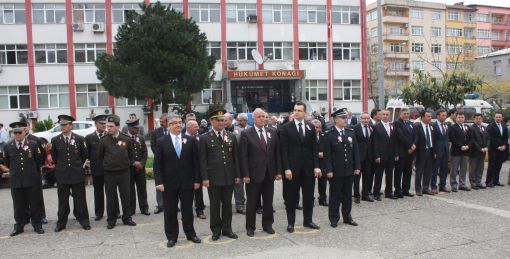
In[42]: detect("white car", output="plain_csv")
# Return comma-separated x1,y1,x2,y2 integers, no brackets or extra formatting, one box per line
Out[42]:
33,121,96,143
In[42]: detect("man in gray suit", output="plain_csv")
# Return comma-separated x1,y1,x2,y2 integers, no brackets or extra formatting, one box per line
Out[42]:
469,113,488,189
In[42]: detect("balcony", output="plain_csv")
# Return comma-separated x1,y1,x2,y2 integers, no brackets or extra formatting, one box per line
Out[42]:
382,15,409,24
384,33,409,41
386,69,410,77
491,23,509,31
491,40,510,48
384,51,409,59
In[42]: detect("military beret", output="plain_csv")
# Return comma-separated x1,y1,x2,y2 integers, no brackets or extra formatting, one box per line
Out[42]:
9,121,27,133
208,109,227,120
92,114,108,123
57,114,75,125
126,118,139,127
107,115,120,124
331,108,348,118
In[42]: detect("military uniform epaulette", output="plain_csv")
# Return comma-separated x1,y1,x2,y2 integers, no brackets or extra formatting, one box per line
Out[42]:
345,128,354,131
325,128,335,134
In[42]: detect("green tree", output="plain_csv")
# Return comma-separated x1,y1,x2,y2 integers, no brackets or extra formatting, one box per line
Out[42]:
96,2,216,113
400,70,442,110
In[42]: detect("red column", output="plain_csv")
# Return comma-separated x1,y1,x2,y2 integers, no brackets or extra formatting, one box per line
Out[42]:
256,0,264,70
220,0,227,72
292,0,299,70
144,0,154,132
24,0,37,113
326,0,333,116
105,0,115,114
65,0,77,118
360,0,368,112
183,0,189,18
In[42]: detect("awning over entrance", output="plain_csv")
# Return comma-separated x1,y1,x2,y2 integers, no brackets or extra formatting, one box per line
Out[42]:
227,70,305,80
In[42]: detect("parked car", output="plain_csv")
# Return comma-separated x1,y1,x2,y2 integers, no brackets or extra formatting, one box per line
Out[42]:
33,121,96,143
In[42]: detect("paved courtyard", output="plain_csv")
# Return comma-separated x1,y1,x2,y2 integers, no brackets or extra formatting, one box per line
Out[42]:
1,163,510,258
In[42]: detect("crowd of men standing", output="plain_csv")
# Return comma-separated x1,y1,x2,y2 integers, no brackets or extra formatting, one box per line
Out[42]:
0,103,509,250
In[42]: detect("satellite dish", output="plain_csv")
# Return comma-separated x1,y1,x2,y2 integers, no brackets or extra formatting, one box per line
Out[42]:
251,49,264,65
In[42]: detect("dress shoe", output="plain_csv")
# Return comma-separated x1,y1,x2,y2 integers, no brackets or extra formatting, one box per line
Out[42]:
374,195,382,201
354,197,361,204
439,187,451,193
319,200,329,206
459,186,471,191
94,215,103,221
246,229,255,237
166,240,177,248
487,183,495,188
154,207,164,214
256,208,263,214
330,222,338,228
123,219,137,226
222,232,238,239
344,219,358,226
394,193,404,198
287,225,294,233
362,196,374,202
34,227,45,234
82,224,91,230
236,208,246,215
41,218,48,224
187,236,201,243
451,187,458,192
10,229,23,236
263,227,275,234
296,204,303,210
141,211,151,216
495,183,505,187
471,185,479,190
416,192,423,196
431,188,439,194
197,211,207,219
54,226,65,232
211,234,220,241
386,194,398,199
403,192,414,197
107,223,115,229
423,191,434,195
303,222,320,229
478,184,486,189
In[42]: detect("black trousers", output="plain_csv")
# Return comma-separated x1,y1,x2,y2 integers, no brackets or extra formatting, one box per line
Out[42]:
12,186,42,230
317,173,328,202
93,175,119,217
373,158,395,196
163,188,196,241
354,159,372,198
282,170,315,226
246,174,274,231
207,185,234,235
394,155,413,195
194,186,205,213
25,179,46,222
104,170,131,224
328,176,353,224
56,182,89,227
487,151,505,185
129,167,149,214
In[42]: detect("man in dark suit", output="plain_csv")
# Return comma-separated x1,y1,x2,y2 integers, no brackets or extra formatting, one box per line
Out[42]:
486,111,508,187
280,101,321,233
185,120,206,219
394,108,416,198
25,127,48,224
151,114,168,214
347,111,357,126
312,119,328,206
369,108,382,126
469,113,488,189
240,108,281,237
324,108,361,227
154,113,201,248
431,109,450,193
4,122,44,236
449,112,471,192
126,119,150,216
353,113,374,203
372,109,397,200
51,115,91,232
413,111,436,196
199,109,240,241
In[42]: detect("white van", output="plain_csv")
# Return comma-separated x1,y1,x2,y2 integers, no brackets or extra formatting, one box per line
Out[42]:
455,99,493,123
386,99,424,122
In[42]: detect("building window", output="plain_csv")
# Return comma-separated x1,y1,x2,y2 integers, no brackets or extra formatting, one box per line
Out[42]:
0,86,30,109
0,4,25,24
411,26,423,36
333,80,361,101
0,45,28,65
447,28,462,37
263,42,293,61
412,43,424,53
412,60,424,71
37,85,69,108
32,4,66,24
388,26,406,36
390,43,403,53
494,60,502,75
492,16,502,24
389,61,405,71
165,3,183,13
431,44,442,54
432,61,442,70
72,3,105,24
507,31,510,40
227,42,256,61
262,4,292,23
35,44,67,64
447,45,462,54
410,9,423,19
202,82,222,104
76,84,109,107
447,62,461,70
226,4,256,23
477,29,490,39
447,11,460,21
331,6,360,24
207,42,221,61
477,46,490,55
464,12,474,22
114,97,145,107
189,4,220,23
298,5,326,24
491,31,500,40
74,43,106,63
368,10,377,21
431,27,442,37
112,3,142,24
332,43,360,61
305,80,327,101
464,28,475,39
431,11,441,20
299,42,327,61
477,13,489,22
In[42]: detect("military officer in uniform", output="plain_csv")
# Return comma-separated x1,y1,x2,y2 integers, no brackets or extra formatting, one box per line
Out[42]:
25,126,48,224
199,109,241,241
324,108,361,228
98,115,137,229
4,122,45,236
126,119,150,216
51,115,91,232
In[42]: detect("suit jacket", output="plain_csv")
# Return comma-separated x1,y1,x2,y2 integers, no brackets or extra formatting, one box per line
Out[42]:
324,128,361,177
198,130,240,186
317,132,328,171
85,131,105,176
150,127,167,155
348,116,357,126
26,133,46,166
432,121,449,159
372,121,396,162
469,124,488,158
414,122,436,160
154,134,199,190
394,118,416,158
449,123,470,157
353,123,374,163
487,122,509,153
279,121,319,176
128,134,148,167
4,139,42,188
51,132,88,184
240,126,281,183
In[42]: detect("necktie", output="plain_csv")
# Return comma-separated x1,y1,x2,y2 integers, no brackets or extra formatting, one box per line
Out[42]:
426,125,431,148
298,122,304,137
259,129,267,151
498,123,502,135
174,135,181,158
385,123,390,136
65,136,69,145
164,128,168,136
99,132,103,138
340,130,344,137
441,122,445,135
364,125,370,138
18,141,23,150
217,132,223,143
132,135,136,141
